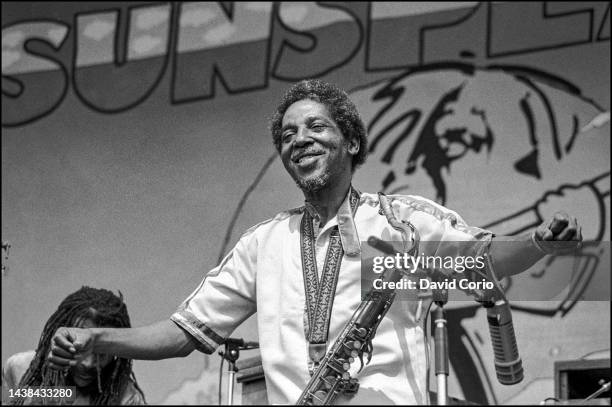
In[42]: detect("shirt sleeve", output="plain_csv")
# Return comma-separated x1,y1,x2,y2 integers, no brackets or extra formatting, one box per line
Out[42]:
170,231,258,354
390,195,494,273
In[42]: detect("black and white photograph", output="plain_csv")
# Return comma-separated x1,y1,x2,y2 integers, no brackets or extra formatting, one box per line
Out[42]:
2,2,610,405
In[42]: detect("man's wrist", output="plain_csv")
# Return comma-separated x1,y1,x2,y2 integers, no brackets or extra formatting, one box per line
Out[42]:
530,230,582,255
531,231,554,255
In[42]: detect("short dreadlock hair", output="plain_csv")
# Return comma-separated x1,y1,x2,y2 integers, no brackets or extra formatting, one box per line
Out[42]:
13,286,145,405
270,79,368,170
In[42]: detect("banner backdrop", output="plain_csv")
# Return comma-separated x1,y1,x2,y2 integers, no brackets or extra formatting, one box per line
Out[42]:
2,2,610,404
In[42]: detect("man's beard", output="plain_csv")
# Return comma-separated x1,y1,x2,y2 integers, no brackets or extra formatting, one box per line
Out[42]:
293,171,331,193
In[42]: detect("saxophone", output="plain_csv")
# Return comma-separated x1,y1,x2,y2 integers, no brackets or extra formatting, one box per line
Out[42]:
297,193,420,405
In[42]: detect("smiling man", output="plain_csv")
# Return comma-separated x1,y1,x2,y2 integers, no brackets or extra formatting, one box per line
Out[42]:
275,88,364,226
281,99,356,196
48,80,582,405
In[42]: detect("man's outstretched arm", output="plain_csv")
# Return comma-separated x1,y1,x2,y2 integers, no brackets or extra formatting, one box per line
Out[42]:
48,319,199,369
489,211,582,279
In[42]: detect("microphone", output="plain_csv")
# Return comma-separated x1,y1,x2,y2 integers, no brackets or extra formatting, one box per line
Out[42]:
225,337,259,349
368,233,524,385
483,298,524,385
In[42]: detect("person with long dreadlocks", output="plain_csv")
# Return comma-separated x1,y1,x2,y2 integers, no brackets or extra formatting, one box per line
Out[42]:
2,286,146,405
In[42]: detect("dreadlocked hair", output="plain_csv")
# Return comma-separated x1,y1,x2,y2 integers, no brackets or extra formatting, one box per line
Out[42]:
13,286,146,405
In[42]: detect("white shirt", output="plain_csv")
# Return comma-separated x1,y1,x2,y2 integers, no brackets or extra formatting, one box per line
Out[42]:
171,190,492,404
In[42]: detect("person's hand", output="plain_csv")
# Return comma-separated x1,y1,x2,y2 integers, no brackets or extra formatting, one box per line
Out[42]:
533,211,582,254
535,183,601,240
47,327,94,370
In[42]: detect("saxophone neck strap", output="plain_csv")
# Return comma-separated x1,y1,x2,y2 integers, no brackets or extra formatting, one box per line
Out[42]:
301,187,360,375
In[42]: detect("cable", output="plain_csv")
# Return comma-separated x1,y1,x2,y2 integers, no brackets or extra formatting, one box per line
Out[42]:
580,348,610,359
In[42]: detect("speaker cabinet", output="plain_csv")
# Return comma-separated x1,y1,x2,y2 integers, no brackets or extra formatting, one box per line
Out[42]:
555,358,610,404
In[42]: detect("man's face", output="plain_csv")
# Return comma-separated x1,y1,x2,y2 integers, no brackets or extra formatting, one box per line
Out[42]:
279,99,357,193
69,318,114,389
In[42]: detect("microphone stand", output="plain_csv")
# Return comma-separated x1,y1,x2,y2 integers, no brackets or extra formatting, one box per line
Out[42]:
218,340,241,405
432,288,449,406
218,338,259,405
581,380,610,404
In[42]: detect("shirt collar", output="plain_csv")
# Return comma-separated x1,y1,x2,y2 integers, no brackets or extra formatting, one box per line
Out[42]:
304,186,361,257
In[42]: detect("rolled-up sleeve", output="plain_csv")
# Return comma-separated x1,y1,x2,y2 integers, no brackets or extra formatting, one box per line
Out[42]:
391,195,494,274
432,208,493,261
171,232,258,354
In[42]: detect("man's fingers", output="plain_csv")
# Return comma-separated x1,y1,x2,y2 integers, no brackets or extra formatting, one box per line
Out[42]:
549,212,569,235
53,329,76,353
47,351,76,368
540,228,553,241
50,343,74,359
556,217,578,241
535,222,553,241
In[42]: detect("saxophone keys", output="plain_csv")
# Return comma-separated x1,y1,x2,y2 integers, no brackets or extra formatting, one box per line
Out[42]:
355,327,367,338
332,358,351,371
311,390,327,405
343,341,361,358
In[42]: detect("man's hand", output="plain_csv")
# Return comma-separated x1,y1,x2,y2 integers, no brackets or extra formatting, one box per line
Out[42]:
533,212,582,254
47,327,94,369
489,212,583,279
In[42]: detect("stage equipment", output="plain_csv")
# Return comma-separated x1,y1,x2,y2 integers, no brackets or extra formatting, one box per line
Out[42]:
218,337,258,405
